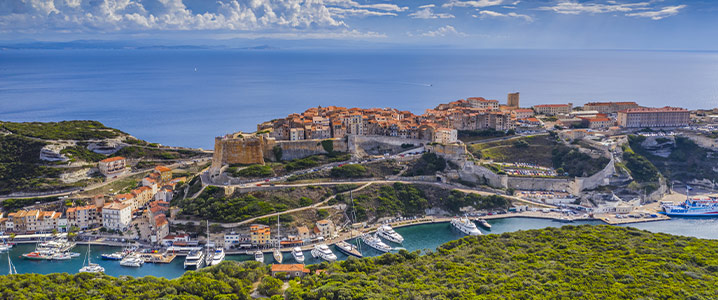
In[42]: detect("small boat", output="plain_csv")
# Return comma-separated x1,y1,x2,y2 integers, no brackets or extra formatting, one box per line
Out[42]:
184,250,205,270
361,234,392,253
559,216,574,223
210,248,225,266
450,217,482,236
79,243,104,273
273,249,283,264
254,250,265,263
376,225,404,244
335,240,363,258
120,255,144,267
22,251,52,260
477,219,492,229
291,247,305,263
311,244,337,262
101,252,125,260
69,252,81,258
51,252,73,260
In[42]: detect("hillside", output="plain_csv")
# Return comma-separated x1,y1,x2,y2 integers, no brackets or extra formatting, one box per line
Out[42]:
2,226,717,299
0,120,210,195
628,134,718,184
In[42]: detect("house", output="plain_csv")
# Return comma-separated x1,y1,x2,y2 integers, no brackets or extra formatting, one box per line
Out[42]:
532,104,573,116
512,108,534,119
314,220,335,238
152,214,169,244
271,264,310,278
154,166,173,182
250,224,271,245
297,226,311,241
102,202,132,231
131,186,154,209
154,187,174,202
115,193,137,211
66,205,100,229
8,210,61,233
580,117,613,129
98,156,127,177
162,234,191,246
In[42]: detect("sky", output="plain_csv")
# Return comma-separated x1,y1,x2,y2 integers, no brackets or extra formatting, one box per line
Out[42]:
0,0,716,49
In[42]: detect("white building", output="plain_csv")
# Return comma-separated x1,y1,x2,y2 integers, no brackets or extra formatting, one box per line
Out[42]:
102,202,132,231
98,156,127,177
433,128,458,144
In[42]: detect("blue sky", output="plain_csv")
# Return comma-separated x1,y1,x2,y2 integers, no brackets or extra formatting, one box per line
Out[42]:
1,0,715,49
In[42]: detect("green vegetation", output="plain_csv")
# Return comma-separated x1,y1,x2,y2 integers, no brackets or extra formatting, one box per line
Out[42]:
0,120,123,140
1,196,59,212
288,225,718,299
404,153,446,176
345,183,510,221
258,275,283,297
622,137,662,193
0,261,265,299
285,157,320,172
60,145,107,162
272,145,283,161
229,164,274,178
320,139,334,154
457,128,514,142
115,146,204,161
178,185,357,223
552,148,611,177
629,135,718,183
330,164,367,178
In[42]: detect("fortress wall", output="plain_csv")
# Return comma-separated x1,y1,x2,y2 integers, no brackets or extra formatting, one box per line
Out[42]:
272,138,348,161
459,163,506,188
213,136,266,168
506,177,577,194
577,158,615,191
426,143,468,161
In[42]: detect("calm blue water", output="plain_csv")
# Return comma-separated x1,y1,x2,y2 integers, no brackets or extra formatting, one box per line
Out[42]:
1,49,717,148
2,217,718,278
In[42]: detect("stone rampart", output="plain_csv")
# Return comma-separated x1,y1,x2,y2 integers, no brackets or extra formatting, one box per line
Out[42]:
348,135,428,156
271,138,348,161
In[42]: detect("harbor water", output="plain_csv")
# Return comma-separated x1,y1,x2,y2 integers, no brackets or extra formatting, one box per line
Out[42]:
2,217,718,278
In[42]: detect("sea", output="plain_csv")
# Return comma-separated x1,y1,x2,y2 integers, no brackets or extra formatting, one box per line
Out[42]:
1,49,718,149
3,217,718,278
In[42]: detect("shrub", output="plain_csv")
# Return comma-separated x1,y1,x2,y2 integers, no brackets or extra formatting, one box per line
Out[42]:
330,164,367,178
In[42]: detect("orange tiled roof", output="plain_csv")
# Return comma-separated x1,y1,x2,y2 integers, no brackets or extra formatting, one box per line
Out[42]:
271,264,310,273
100,156,125,163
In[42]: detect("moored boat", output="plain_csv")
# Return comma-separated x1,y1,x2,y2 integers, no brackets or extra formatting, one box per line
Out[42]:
22,251,52,260
273,249,283,264
376,225,404,244
360,234,392,253
254,250,265,263
450,217,482,236
662,196,718,217
477,219,492,229
210,248,225,266
311,244,337,262
335,240,363,258
101,252,125,260
291,247,305,263
183,250,205,270
120,255,144,267
79,243,104,273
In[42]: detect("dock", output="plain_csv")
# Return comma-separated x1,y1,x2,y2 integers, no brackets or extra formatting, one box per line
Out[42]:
137,252,177,264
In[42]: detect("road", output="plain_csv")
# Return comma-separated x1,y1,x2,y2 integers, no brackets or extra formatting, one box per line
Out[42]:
465,131,548,145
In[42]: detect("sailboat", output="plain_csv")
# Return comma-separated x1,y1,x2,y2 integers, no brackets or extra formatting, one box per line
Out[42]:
273,215,283,263
336,190,363,258
79,242,104,273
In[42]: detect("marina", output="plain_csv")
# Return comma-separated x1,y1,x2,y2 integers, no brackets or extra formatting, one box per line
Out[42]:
3,216,718,278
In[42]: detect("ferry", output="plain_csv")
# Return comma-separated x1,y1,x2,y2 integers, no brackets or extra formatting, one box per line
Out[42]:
662,197,718,217
361,234,392,253
209,248,225,266
311,244,337,262
477,219,492,229
376,225,404,244
450,217,482,236
291,247,305,263
183,250,205,270
335,240,363,258
254,250,265,263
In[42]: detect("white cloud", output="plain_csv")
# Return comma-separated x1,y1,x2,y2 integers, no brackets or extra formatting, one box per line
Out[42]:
442,0,505,8
626,5,686,20
417,25,466,37
419,4,436,9
0,0,406,34
537,1,651,15
476,10,532,21
409,7,455,19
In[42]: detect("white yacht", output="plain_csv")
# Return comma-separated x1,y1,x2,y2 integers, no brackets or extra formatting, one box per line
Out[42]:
79,243,104,273
51,252,73,260
361,234,392,253
254,250,265,263
184,250,205,270
376,225,404,244
311,244,337,262
450,217,482,236
210,248,225,266
120,254,144,267
291,247,305,263
39,239,76,253
335,240,362,258
477,219,492,229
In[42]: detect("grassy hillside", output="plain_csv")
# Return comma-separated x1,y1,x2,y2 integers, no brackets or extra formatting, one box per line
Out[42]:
0,120,124,140
289,225,718,299
0,135,77,194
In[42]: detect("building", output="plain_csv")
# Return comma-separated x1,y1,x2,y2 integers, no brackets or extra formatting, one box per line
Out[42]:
289,127,305,141
131,186,154,209
271,264,311,278
98,156,127,177
8,210,61,233
617,107,690,128
512,108,534,119
154,166,172,182
66,205,100,230
115,193,137,211
250,224,271,245
581,117,613,129
532,104,573,116
314,220,335,238
433,128,458,144
583,101,639,114
467,97,499,110
507,92,520,107
296,226,311,241
102,202,132,231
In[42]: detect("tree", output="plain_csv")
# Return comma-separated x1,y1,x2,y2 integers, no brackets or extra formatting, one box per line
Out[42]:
272,145,283,161
258,275,283,296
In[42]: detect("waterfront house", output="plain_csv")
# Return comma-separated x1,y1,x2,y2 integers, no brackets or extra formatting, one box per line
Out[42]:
161,234,190,247
66,205,100,230
250,224,271,246
271,264,310,278
314,220,335,239
102,202,132,232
